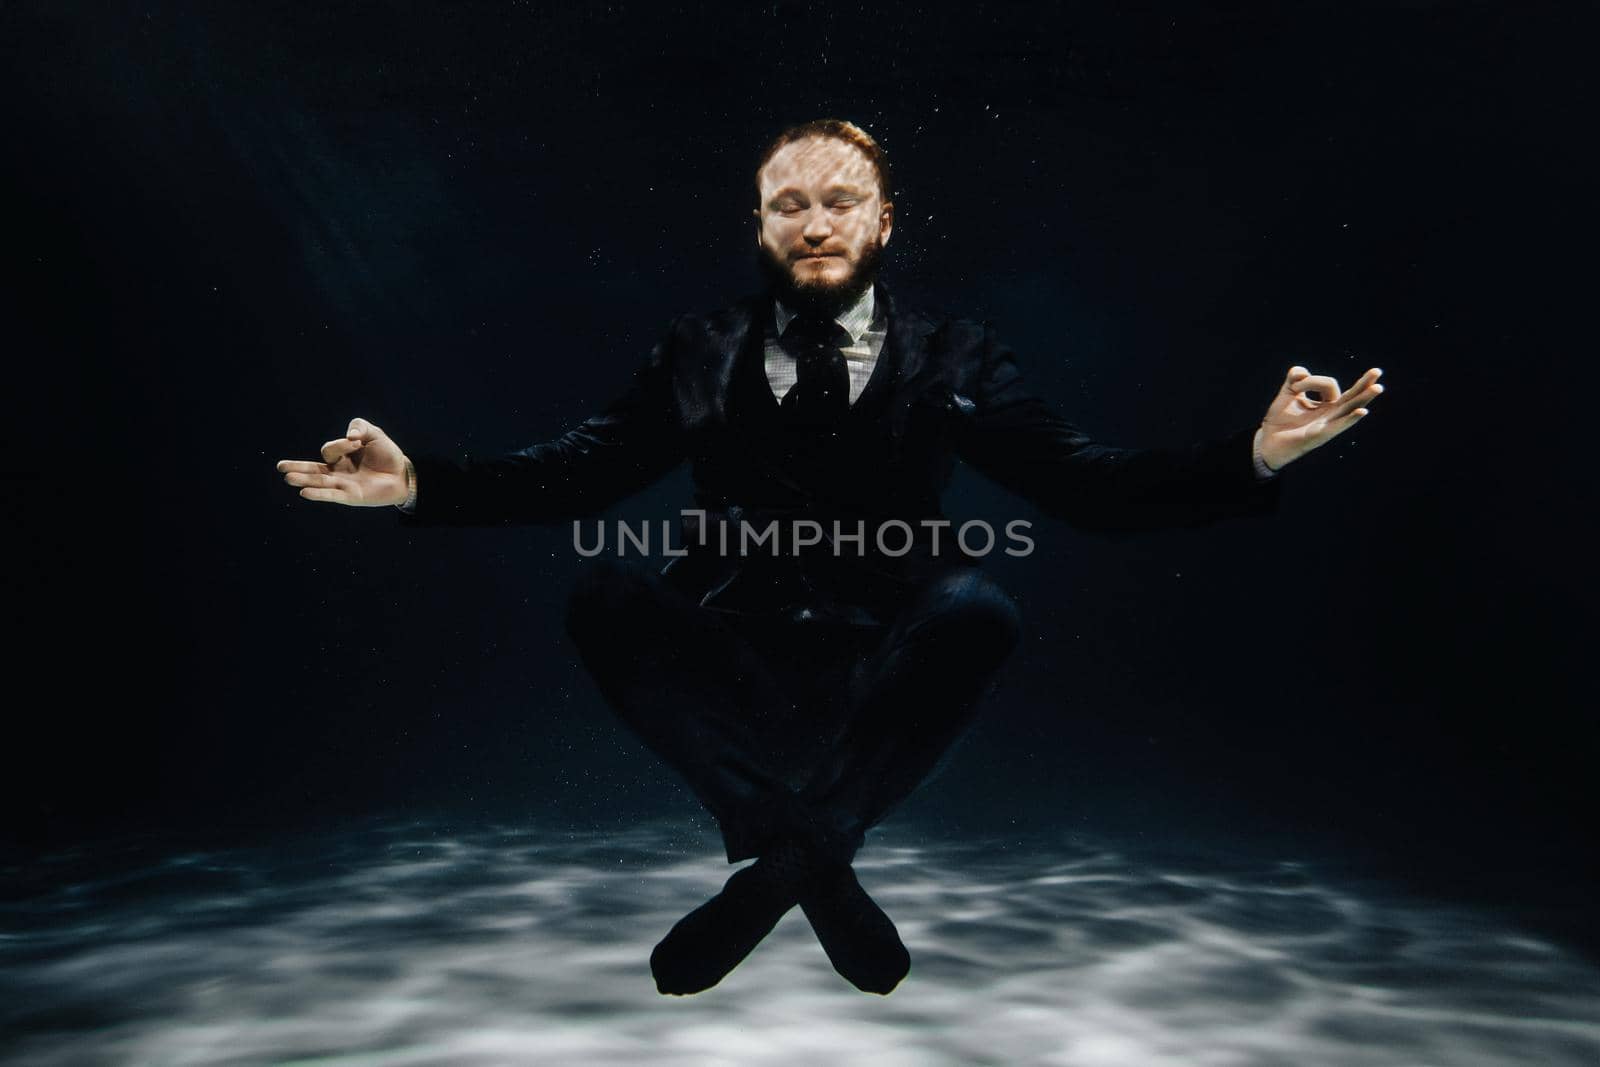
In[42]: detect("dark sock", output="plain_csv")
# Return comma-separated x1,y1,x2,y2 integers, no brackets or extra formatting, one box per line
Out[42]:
799,863,910,994
650,838,817,995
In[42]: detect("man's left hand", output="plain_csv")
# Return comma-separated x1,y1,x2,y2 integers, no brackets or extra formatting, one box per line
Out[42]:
1255,365,1385,472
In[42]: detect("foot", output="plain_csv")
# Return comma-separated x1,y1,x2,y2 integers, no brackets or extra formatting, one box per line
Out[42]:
650,839,816,995
799,863,910,994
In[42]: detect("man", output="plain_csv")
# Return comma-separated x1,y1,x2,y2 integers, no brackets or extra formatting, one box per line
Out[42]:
277,119,1383,996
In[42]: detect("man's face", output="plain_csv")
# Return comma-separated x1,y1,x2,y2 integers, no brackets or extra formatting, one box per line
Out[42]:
754,136,893,314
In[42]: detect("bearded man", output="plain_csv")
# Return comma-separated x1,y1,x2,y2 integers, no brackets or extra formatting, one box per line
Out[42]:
277,118,1384,996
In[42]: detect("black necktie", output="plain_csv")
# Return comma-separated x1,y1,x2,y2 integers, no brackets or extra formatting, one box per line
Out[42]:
781,315,853,426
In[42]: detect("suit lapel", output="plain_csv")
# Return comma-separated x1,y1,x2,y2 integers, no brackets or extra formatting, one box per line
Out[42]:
858,282,935,424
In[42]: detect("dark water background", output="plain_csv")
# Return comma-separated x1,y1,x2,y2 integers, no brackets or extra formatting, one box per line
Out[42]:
3,1,1595,1058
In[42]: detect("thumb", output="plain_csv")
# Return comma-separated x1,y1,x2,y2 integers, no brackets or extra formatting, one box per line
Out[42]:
347,416,385,442
1279,366,1311,394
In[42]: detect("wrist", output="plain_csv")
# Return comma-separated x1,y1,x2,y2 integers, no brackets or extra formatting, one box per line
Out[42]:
397,455,418,511
1253,428,1284,477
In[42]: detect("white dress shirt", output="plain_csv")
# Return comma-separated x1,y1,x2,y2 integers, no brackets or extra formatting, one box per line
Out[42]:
766,286,885,405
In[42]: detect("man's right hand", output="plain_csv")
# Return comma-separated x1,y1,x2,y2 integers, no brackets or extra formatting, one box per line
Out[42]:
276,417,412,507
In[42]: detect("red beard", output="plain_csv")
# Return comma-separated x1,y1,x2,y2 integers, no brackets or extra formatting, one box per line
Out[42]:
755,236,885,320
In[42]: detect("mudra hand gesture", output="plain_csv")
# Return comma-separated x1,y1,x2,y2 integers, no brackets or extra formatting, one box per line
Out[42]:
1254,366,1385,472
276,417,412,506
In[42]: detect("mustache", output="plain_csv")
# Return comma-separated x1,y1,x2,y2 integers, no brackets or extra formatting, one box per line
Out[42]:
755,236,885,320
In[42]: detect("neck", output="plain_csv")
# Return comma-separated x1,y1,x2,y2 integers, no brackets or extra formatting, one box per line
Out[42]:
776,284,877,344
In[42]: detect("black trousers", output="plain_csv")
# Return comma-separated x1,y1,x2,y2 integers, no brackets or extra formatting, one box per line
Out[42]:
564,559,1022,865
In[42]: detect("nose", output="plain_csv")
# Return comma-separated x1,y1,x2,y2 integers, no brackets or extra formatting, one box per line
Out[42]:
801,205,833,244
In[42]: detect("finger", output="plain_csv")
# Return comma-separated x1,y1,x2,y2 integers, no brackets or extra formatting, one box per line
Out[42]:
1327,380,1384,420
1338,368,1383,399
299,486,351,504
320,436,365,465
1290,374,1342,403
283,470,355,493
276,459,331,474
1325,407,1372,435
1279,366,1311,394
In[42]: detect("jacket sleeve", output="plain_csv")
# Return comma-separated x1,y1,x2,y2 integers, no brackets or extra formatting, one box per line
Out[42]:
952,324,1279,533
397,318,688,527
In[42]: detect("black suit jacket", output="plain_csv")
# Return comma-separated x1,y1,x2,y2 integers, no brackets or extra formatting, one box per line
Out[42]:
401,282,1278,623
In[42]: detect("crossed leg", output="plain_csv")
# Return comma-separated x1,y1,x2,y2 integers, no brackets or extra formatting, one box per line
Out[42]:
564,559,1021,993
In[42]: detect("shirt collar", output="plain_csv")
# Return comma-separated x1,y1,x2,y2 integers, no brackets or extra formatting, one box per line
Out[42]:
773,284,877,345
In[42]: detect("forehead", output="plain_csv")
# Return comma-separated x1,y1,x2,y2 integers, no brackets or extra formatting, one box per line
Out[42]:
758,136,878,197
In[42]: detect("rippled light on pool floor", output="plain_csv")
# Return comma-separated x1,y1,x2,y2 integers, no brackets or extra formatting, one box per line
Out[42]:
3,820,1597,1065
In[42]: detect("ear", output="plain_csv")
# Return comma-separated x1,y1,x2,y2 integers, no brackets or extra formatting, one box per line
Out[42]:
879,200,894,249
751,207,762,245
